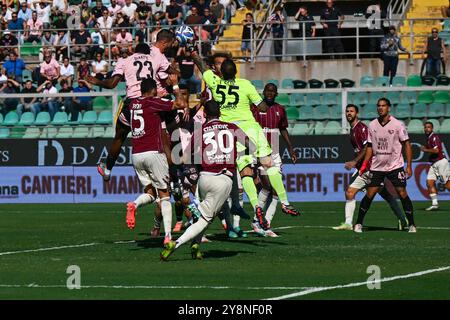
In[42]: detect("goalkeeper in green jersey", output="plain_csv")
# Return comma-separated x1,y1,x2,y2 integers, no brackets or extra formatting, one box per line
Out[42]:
189,48,301,232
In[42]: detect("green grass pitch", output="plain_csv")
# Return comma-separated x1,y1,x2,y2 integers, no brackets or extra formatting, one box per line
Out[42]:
0,202,449,300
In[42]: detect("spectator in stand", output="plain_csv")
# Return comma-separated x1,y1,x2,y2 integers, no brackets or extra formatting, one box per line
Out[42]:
210,0,225,36
52,10,67,30
294,6,315,39
423,28,447,77
40,30,57,62
58,79,72,114
33,1,52,29
135,20,149,43
166,0,182,26
91,52,109,80
176,48,201,94
91,0,108,21
267,6,285,62
199,22,212,56
135,0,152,23
90,23,105,57
80,1,95,27
381,26,407,84
175,0,189,18
54,30,69,62
193,0,208,16
366,2,385,58
24,11,43,43
40,51,60,85
7,11,25,31
0,78,20,117
77,57,90,80
185,6,202,26
68,79,93,122
0,30,19,59
36,80,59,119
0,67,7,87
151,0,166,24
59,56,74,87
121,0,137,24
202,7,219,50
150,20,162,42
71,22,92,58
320,0,345,57
0,4,13,23
17,80,41,117
220,0,232,22
3,52,26,83
98,9,114,42
241,12,254,61
113,11,129,28
52,0,68,14
441,0,450,19
112,28,133,57
108,0,122,19
18,2,32,22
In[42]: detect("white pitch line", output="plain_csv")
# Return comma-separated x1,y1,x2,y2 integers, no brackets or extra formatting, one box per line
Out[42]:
0,243,99,256
0,284,308,290
265,266,450,300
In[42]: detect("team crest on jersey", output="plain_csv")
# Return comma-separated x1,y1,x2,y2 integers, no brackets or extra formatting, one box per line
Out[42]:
388,129,394,134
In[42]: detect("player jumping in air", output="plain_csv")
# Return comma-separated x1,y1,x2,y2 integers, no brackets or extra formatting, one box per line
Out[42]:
126,79,187,245
421,121,450,211
354,98,416,233
189,48,300,232
333,104,408,231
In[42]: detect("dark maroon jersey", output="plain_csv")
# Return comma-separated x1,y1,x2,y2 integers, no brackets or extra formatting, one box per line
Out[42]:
426,132,445,163
251,103,288,149
129,96,173,154
199,119,239,174
350,120,371,169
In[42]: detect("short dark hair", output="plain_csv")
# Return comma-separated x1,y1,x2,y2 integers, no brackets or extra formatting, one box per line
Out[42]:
377,97,391,107
424,121,434,128
141,78,157,94
156,29,174,42
264,83,278,91
346,104,359,113
204,100,220,118
135,42,150,54
220,59,237,80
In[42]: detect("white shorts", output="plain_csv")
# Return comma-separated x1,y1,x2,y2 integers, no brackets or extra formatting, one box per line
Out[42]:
349,171,371,190
132,152,170,190
197,173,233,222
427,158,450,182
258,153,283,174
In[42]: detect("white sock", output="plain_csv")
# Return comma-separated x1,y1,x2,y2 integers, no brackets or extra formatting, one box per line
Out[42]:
175,218,209,249
430,193,438,206
221,219,227,228
134,193,155,208
104,167,111,175
239,190,244,208
154,216,161,228
160,198,172,238
258,188,270,208
265,195,278,225
345,199,356,225
233,215,240,228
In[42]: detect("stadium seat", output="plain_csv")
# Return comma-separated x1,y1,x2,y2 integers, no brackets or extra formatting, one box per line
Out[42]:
286,107,299,121
392,76,406,87
428,119,441,132
411,103,427,118
374,76,390,87
421,75,436,86
34,112,51,126
436,74,450,86
90,126,105,138
323,93,338,105
275,93,290,106
407,75,422,87
447,104,450,117
324,78,340,88
251,80,264,90
22,127,41,139
298,106,314,120
0,127,9,138
352,92,369,105
339,78,355,88
97,110,113,125
360,105,377,120
18,112,35,126
308,79,323,89
40,127,58,138
51,112,68,125
281,78,294,89
289,93,305,106
266,79,279,87
417,91,434,104
72,127,90,138
20,45,33,56
93,96,111,110
55,127,74,138
80,111,98,125
306,93,321,106
428,103,445,118
433,91,450,103
439,119,450,133
0,113,3,125
395,103,412,119
407,119,423,133
401,91,417,104
313,105,330,120
385,91,400,105
103,126,115,138
291,123,310,135
368,92,384,105
323,121,342,134
360,75,374,87
444,19,450,31
117,82,127,93
3,111,19,126
313,121,326,134
22,69,33,82
293,79,307,89
329,105,341,120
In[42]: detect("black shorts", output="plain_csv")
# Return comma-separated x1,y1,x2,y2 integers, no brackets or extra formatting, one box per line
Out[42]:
368,167,407,188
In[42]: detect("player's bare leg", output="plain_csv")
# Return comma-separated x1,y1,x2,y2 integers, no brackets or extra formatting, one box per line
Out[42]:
257,173,279,237
334,187,359,231
426,179,439,211
126,184,157,229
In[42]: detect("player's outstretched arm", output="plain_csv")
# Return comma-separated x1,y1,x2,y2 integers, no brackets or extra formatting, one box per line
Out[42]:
402,140,413,178
190,50,210,74
85,74,122,89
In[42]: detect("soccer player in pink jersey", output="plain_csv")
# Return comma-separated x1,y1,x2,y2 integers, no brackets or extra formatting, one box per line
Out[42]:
161,100,245,261
421,121,450,211
125,78,187,245
333,104,407,231
250,83,297,237
354,98,416,233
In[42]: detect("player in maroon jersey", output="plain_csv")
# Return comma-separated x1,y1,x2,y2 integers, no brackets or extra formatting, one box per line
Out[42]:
333,104,407,231
421,121,450,211
125,78,187,245
160,100,245,261
249,83,297,237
